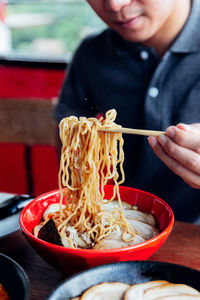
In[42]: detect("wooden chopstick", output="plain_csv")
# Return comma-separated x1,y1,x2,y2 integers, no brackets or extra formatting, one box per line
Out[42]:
98,127,165,136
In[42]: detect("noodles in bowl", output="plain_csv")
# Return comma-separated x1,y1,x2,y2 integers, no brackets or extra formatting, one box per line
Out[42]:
33,109,159,249
20,109,174,272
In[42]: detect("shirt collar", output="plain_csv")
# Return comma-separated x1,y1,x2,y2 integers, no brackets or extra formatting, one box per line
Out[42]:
110,30,155,59
171,0,200,53
111,0,200,56
109,29,140,57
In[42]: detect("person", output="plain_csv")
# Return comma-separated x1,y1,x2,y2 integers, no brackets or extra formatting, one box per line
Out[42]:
54,0,200,223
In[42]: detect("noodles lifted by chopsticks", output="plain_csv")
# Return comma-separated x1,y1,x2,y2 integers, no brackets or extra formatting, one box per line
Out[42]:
54,109,136,248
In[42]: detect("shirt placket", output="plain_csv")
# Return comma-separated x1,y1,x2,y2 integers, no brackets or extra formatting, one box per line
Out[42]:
144,51,171,131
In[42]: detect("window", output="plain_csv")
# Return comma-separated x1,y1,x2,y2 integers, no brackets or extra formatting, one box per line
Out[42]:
0,1,106,62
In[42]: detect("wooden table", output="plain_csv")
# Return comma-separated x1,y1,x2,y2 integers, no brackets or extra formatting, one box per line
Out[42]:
0,221,199,300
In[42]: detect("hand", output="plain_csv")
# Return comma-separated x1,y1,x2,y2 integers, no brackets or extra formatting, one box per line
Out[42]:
148,123,200,189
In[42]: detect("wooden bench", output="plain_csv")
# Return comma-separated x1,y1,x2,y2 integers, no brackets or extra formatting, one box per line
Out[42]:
0,98,59,196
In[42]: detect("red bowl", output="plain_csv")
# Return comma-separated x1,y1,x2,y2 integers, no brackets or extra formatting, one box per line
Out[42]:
19,186,174,274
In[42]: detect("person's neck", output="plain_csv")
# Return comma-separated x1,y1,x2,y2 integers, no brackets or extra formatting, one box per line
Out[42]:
143,0,191,58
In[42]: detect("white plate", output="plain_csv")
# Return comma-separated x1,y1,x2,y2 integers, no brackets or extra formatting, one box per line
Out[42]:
0,192,20,238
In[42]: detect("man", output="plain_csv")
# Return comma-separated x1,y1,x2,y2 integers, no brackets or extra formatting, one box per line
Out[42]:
55,0,200,222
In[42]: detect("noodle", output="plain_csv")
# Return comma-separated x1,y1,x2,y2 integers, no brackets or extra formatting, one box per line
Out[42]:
51,109,136,248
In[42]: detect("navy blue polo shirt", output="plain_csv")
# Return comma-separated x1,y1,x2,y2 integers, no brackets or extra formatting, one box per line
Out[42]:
55,0,200,223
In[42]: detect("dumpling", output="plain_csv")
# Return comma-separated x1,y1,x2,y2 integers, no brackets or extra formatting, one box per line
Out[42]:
80,282,129,300
155,296,200,299
124,281,200,300
124,281,169,300
143,283,200,299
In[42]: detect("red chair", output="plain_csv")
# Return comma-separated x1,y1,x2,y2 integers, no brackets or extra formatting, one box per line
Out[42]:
0,98,60,196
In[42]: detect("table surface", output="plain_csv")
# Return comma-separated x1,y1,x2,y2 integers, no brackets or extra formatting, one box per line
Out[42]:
0,221,200,300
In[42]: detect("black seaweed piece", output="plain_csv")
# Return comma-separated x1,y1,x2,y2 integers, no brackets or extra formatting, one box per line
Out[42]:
38,218,63,246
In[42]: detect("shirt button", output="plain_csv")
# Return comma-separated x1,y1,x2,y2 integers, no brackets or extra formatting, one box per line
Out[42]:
149,87,159,98
140,50,149,60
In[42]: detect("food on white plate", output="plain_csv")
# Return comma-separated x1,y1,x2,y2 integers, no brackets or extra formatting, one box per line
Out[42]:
124,280,169,300
80,282,129,300
142,283,200,299
124,281,200,300
70,280,200,300
155,297,200,299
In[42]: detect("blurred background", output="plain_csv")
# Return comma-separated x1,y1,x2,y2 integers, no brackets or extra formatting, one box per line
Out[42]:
0,0,106,197
0,0,105,59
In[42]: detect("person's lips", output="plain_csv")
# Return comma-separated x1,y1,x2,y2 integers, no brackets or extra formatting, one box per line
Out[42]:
114,15,142,29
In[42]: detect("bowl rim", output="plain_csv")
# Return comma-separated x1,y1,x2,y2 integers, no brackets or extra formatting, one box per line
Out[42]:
19,186,174,254
0,252,30,300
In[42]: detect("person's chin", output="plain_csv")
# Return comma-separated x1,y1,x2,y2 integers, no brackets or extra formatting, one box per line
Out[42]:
110,19,151,43
115,29,150,43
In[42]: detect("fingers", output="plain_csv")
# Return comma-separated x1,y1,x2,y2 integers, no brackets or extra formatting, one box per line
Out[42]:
177,123,200,132
148,134,200,189
158,134,200,175
165,124,200,154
